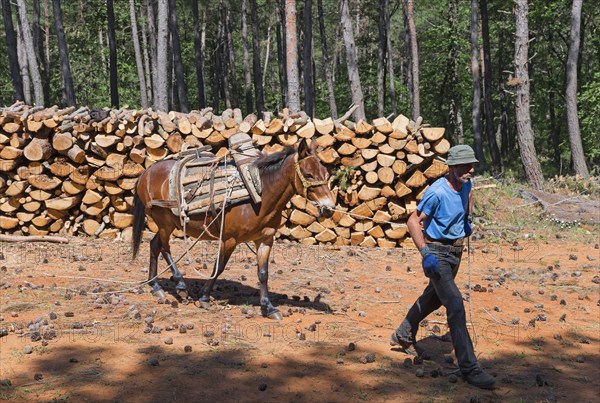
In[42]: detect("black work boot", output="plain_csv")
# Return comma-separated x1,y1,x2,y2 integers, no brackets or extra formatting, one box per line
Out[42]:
464,368,496,389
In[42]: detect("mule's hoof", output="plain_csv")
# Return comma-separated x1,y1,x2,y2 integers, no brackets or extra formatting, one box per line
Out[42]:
152,289,166,300
267,310,282,321
199,300,211,310
177,289,188,299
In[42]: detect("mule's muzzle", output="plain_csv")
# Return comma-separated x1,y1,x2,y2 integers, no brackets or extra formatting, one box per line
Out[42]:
318,203,334,218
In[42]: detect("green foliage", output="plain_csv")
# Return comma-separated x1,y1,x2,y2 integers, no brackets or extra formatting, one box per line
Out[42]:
330,166,356,192
0,0,597,181
578,71,600,169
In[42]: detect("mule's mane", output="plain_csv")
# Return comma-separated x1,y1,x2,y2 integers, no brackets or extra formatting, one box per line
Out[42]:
254,145,296,175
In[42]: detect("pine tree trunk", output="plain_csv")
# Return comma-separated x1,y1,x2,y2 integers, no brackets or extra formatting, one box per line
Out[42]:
276,0,287,108
16,0,44,106
514,0,544,189
317,0,336,118
302,0,314,117
52,0,76,106
405,0,420,120
446,0,463,145
140,4,152,105
106,0,119,108
384,0,396,116
193,0,206,108
154,0,169,111
146,0,158,105
470,0,485,165
168,0,188,112
225,7,239,108
479,0,502,172
17,24,31,104
376,0,386,117
285,0,300,113
242,0,253,114
213,12,223,110
129,0,148,108
2,0,24,102
339,0,365,121
250,0,264,114
565,0,589,178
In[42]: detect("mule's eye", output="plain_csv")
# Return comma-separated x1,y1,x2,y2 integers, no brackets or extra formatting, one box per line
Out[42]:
305,173,314,179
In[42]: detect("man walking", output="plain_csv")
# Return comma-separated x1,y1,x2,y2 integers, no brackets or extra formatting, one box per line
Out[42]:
391,144,496,390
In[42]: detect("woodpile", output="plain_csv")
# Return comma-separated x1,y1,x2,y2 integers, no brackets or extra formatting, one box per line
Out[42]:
0,101,449,247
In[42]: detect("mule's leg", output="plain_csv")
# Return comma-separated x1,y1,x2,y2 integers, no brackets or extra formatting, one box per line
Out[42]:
160,251,188,299
158,229,188,299
255,234,282,320
148,234,166,299
199,238,237,309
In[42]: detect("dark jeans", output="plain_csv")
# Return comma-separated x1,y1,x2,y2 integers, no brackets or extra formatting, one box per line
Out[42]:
402,242,478,374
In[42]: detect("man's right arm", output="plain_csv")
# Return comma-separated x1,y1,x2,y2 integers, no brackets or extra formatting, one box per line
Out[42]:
407,210,428,252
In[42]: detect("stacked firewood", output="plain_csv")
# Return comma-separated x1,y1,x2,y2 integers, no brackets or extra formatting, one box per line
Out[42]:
0,101,449,247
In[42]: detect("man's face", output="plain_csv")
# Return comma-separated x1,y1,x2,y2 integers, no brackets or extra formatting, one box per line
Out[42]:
449,163,475,183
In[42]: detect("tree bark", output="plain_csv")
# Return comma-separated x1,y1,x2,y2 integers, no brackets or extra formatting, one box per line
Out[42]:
52,0,76,106
469,0,485,166
168,0,188,112
213,10,223,110
36,0,50,102
479,0,502,172
16,0,44,106
2,0,24,102
140,3,152,105
316,0,336,118
339,0,365,121
107,0,119,108
384,0,396,116
303,0,314,117
514,0,544,189
285,0,301,113
377,0,386,117
16,24,31,104
250,0,265,114
145,0,158,106
225,7,239,108
405,0,420,120
565,0,589,178
241,0,253,114
446,0,463,145
192,0,206,108
276,0,287,108
154,0,169,111
548,90,561,172
129,0,148,108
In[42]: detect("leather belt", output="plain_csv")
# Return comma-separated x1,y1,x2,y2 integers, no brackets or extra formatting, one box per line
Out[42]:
425,234,464,247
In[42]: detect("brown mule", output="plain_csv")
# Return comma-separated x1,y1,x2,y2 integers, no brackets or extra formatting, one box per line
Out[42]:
131,139,335,319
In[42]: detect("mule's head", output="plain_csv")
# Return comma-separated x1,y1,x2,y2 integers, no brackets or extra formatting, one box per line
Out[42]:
294,139,336,218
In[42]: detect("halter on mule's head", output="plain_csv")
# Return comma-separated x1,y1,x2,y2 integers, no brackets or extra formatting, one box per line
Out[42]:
293,139,335,218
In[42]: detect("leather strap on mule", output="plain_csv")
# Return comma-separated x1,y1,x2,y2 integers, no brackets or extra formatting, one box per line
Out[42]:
294,153,328,199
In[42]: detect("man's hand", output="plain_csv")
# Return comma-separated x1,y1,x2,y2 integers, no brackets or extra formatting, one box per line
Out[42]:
420,245,441,280
464,215,473,237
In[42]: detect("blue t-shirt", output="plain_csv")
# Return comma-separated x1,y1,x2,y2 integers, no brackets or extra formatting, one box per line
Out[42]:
417,176,471,240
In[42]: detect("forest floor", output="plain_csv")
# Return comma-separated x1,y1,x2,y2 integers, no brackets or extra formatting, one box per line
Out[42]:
1,181,599,402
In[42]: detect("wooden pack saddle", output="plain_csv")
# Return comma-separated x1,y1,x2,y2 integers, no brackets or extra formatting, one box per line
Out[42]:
165,132,262,218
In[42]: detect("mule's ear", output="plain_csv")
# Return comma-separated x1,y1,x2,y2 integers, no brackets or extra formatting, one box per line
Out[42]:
298,138,310,158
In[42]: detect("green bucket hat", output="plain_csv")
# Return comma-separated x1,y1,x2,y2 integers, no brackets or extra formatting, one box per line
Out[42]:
446,145,479,166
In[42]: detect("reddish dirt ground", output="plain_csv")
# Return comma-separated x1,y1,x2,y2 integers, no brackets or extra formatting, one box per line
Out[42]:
1,224,598,402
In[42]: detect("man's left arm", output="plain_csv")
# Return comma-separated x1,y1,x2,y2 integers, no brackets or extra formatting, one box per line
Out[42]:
464,187,473,237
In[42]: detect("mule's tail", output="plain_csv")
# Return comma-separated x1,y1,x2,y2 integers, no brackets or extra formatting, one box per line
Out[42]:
131,192,145,260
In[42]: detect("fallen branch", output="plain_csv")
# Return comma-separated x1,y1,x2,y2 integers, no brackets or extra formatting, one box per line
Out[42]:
0,234,69,243
334,104,359,125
